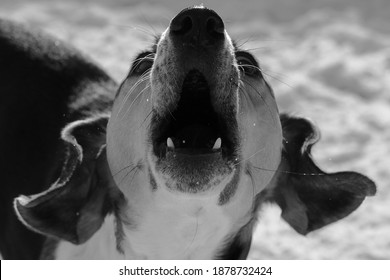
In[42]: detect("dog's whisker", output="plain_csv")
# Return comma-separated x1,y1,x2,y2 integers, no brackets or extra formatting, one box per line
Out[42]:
127,63,154,82
262,71,294,89
140,110,153,129
139,14,161,38
240,39,292,51
112,164,137,177
242,78,277,125
116,74,148,118
238,63,293,88
238,63,261,72
130,54,155,72
234,147,266,166
116,70,151,120
166,88,177,121
252,165,326,176
126,55,155,79
238,79,277,125
240,46,269,52
234,36,255,49
120,82,151,121
112,23,157,38
260,67,290,79
118,165,140,187
139,88,154,129
128,168,140,187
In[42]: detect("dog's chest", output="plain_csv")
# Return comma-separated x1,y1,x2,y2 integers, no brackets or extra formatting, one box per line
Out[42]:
125,194,232,259
54,196,232,259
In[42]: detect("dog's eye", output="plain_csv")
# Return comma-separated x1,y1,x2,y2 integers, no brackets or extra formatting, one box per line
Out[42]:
236,52,262,77
130,52,155,76
133,58,154,75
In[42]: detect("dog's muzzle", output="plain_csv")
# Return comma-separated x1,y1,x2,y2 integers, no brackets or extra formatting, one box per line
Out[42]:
149,7,240,193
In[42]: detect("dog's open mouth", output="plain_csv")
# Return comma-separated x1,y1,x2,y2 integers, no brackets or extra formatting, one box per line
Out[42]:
149,68,239,192
151,69,237,160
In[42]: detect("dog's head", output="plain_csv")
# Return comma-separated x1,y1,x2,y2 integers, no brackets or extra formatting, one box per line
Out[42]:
14,6,376,259
106,6,282,229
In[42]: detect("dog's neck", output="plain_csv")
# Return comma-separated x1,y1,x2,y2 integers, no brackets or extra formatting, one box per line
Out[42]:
121,185,240,259
55,169,254,259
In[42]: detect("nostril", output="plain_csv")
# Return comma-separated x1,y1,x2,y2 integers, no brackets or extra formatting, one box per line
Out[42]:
171,15,193,35
206,16,224,35
169,8,225,47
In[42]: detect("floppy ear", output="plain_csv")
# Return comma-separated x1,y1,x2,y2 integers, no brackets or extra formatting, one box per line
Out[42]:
269,114,376,235
14,115,122,244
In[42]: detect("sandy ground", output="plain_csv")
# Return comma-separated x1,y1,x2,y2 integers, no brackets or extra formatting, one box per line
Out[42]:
0,0,389,259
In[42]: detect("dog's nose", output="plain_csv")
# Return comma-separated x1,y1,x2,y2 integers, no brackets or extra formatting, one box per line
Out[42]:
170,7,225,47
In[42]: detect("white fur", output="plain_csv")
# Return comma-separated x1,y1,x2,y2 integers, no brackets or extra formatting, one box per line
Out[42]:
55,215,125,259
123,190,232,259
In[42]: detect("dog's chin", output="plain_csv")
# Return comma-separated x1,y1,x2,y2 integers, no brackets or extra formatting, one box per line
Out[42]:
148,148,237,193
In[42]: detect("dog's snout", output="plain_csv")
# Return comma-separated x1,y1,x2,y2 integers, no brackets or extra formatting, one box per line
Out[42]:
170,7,225,47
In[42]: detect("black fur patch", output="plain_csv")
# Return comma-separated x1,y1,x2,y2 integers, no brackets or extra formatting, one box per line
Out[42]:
218,166,241,205
0,19,117,259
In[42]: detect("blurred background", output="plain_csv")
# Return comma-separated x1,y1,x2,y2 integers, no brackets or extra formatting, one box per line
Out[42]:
1,0,389,259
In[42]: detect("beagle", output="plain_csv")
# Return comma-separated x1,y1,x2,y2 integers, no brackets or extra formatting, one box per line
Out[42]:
0,6,376,259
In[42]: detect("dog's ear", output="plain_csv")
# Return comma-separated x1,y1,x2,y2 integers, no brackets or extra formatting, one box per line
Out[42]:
14,115,122,244
268,114,376,235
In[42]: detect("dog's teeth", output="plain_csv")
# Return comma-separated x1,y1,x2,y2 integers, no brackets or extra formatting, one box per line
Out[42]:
212,138,222,150
167,137,175,148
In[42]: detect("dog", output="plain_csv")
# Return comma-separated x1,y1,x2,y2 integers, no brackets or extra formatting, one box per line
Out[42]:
0,6,376,259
